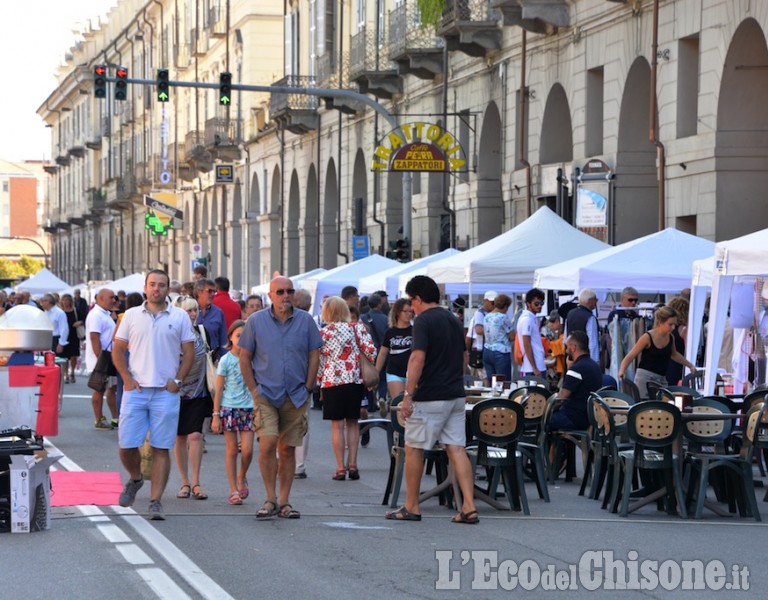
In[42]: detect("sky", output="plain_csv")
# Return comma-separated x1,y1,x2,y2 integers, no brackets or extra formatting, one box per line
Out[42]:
0,1,115,163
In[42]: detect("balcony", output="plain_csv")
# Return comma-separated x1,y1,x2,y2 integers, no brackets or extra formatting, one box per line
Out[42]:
209,5,226,38
103,177,132,210
185,130,213,173
270,75,319,135
316,52,366,114
437,0,502,57
204,116,243,161
190,28,207,57
85,131,102,150
43,162,58,175
389,1,445,80
85,188,107,221
349,27,401,100
68,136,86,158
490,0,570,34
68,210,86,226
169,142,195,183
55,148,71,167
116,100,134,125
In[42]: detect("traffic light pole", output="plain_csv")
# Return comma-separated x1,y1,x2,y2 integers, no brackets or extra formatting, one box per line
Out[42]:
102,76,412,253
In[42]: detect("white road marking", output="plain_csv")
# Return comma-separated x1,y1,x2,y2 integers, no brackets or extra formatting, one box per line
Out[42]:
123,516,235,600
46,440,234,600
116,543,154,565
323,520,392,530
137,568,192,600
97,523,132,543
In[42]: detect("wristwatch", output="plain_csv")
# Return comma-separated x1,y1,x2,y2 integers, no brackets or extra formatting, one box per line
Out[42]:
173,379,182,386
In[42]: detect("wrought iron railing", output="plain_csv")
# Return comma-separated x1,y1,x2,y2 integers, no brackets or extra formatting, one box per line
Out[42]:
204,116,242,147
441,0,499,26
389,0,445,59
350,26,393,80
270,75,319,114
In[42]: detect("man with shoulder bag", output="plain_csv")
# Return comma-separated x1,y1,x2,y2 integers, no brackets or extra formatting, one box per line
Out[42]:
86,288,119,430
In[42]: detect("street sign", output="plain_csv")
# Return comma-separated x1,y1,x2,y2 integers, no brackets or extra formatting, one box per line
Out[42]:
144,194,183,228
215,164,234,183
352,235,370,261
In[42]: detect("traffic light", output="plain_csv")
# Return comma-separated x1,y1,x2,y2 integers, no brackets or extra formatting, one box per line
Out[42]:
386,240,398,260
114,66,128,101
395,238,410,262
219,71,232,105
156,68,169,103
94,65,107,99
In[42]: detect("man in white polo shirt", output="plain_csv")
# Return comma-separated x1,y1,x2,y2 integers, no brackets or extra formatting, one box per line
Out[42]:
113,270,196,520
85,288,119,430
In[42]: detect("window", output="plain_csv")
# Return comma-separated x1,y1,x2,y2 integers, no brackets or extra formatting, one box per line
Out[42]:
677,35,700,138
586,67,604,157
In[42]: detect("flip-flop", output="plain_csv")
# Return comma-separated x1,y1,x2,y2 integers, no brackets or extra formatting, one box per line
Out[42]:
176,484,191,499
451,510,480,524
256,499,278,519
228,492,243,505
192,484,208,500
238,478,249,499
278,503,301,519
385,506,422,521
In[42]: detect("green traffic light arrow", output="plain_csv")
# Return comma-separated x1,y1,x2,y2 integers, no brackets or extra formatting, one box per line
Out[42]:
220,96,231,105
158,92,168,101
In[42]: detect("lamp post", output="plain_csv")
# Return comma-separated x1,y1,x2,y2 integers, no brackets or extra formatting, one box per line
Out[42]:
2,236,50,269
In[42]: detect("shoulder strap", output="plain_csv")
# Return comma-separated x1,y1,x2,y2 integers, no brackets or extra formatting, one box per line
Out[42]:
198,324,211,352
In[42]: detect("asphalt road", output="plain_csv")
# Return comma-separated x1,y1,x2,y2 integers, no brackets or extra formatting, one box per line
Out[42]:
3,378,767,599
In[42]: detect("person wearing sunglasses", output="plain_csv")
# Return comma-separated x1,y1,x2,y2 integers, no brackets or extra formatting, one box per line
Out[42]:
238,276,323,520
605,286,641,373
194,278,227,362
516,288,547,378
564,288,600,364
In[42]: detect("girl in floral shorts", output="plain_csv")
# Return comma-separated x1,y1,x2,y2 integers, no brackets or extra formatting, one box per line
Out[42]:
211,320,254,505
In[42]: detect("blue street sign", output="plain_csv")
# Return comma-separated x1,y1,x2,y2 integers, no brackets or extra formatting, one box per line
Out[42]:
352,235,369,261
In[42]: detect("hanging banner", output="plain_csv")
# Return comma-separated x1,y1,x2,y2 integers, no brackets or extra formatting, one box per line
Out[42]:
371,121,467,172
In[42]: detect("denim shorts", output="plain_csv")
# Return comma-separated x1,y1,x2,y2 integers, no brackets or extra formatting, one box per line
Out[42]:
119,387,180,450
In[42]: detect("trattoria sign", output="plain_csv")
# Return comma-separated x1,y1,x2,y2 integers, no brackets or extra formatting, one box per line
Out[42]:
371,122,467,172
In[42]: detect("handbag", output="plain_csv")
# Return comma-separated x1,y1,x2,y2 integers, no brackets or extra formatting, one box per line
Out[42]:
198,325,217,396
469,348,484,369
76,325,86,340
87,349,113,392
352,323,379,388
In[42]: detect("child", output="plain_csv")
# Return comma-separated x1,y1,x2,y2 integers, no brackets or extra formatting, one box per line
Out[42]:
211,320,254,505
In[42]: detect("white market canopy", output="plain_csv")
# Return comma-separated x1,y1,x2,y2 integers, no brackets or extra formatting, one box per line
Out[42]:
301,254,401,315
251,267,327,297
95,273,146,294
357,248,462,298
702,227,768,393
534,227,715,293
15,268,71,295
427,206,610,289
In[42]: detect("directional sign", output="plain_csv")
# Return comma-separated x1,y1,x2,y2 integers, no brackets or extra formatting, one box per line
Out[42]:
215,164,234,184
144,194,183,220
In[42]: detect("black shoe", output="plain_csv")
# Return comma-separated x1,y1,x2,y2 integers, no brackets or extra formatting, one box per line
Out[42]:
294,472,307,479
361,430,370,447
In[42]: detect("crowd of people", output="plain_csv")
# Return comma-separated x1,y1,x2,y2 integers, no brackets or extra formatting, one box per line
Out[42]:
3,265,696,525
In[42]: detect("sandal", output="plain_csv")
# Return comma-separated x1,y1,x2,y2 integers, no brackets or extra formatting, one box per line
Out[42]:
332,468,346,481
256,499,278,519
176,484,191,499
278,503,301,519
348,465,360,480
385,506,422,521
238,478,249,499
228,492,243,505
451,510,480,525
192,484,208,500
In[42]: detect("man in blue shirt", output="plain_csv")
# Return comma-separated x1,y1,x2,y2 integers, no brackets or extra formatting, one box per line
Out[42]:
239,276,323,519
194,279,227,361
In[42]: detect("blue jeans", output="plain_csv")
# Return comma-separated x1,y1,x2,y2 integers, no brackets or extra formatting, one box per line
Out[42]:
483,349,512,383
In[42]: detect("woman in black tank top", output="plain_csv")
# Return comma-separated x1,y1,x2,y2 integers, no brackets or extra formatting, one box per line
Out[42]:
618,305,696,399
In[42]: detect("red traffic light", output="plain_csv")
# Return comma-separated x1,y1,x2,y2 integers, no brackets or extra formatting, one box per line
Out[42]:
94,65,106,76
116,67,128,78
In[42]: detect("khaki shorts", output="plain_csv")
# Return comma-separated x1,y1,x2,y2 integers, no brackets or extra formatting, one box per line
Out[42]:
404,398,466,450
253,392,309,447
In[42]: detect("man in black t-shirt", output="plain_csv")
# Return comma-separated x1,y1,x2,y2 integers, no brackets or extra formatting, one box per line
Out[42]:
385,276,479,524
549,330,603,431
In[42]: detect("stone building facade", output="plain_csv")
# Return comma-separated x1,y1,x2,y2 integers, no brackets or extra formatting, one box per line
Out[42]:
38,0,768,290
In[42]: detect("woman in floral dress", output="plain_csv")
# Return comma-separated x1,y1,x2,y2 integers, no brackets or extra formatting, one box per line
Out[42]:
318,296,377,481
